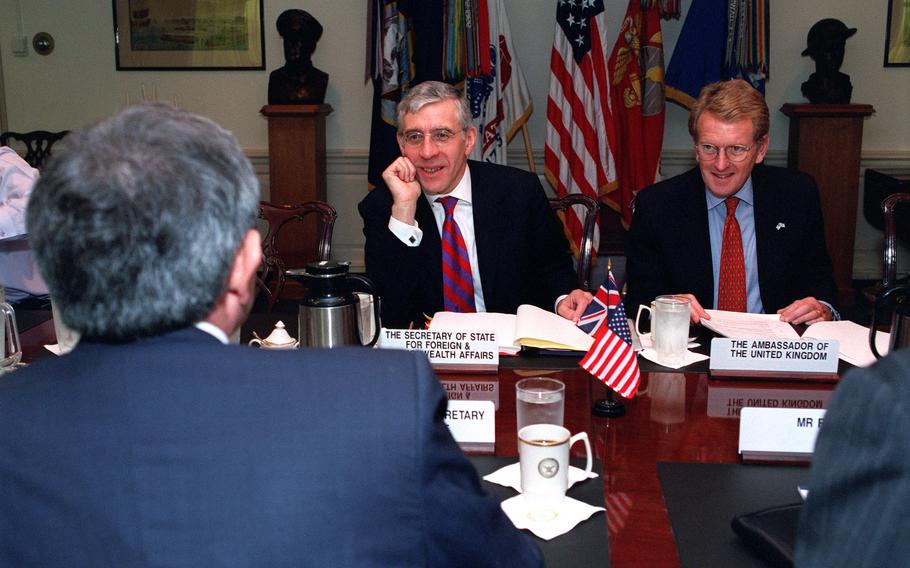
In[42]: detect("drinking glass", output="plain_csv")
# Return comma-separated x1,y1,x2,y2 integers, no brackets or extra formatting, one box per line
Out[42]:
1,287,22,372
516,377,565,431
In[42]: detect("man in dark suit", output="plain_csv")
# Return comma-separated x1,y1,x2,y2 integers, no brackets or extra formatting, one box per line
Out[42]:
0,103,543,567
359,81,591,329
795,347,910,566
626,79,837,325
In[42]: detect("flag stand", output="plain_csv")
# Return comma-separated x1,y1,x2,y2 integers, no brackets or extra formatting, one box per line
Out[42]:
520,123,535,173
592,388,626,418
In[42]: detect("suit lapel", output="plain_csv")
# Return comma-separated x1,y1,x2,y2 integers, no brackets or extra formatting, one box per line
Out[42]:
469,163,503,307
416,194,443,291
683,169,715,306
751,166,779,301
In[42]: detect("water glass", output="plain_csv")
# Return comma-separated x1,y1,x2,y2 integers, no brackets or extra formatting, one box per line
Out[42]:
1,289,22,371
516,377,565,431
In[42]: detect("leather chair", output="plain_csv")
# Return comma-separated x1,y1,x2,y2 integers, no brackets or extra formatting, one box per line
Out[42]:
257,200,337,312
549,194,599,291
0,130,69,169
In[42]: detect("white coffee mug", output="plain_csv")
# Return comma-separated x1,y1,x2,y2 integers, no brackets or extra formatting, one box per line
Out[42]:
518,423,593,520
634,295,691,367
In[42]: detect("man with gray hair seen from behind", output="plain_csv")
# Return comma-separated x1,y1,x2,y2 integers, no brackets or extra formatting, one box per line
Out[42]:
0,103,542,567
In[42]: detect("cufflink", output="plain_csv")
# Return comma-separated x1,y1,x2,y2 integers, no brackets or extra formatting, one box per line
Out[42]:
409,235,417,244
775,223,786,231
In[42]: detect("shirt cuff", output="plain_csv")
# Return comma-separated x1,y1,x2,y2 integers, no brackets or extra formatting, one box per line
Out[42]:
819,300,840,321
554,294,568,313
388,216,422,247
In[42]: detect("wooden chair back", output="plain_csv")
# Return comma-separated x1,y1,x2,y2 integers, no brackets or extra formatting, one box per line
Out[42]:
549,194,599,291
0,130,69,169
257,200,337,311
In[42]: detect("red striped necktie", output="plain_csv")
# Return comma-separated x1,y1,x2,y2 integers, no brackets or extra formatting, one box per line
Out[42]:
437,196,476,312
717,197,747,312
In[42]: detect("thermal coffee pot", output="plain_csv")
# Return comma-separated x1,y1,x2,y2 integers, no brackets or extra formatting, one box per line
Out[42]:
286,261,381,348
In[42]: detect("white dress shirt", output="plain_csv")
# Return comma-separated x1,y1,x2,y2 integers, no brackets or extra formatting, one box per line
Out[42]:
386,167,487,311
0,147,47,302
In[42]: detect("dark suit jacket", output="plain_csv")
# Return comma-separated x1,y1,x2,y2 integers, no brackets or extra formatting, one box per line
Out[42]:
625,164,837,313
795,348,910,567
359,160,578,329
0,327,542,567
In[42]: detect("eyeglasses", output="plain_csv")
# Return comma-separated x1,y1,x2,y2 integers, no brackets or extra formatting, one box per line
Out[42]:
694,142,758,163
400,128,464,147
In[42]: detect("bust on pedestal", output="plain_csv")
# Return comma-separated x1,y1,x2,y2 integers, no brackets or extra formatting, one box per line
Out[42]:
268,9,328,105
800,19,857,105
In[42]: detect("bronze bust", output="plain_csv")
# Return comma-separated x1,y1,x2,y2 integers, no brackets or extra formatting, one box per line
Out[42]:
801,18,856,104
268,10,328,105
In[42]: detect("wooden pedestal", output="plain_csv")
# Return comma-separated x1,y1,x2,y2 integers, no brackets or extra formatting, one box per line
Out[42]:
260,104,333,268
780,103,874,307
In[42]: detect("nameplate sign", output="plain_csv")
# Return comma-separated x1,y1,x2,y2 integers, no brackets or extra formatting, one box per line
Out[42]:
441,379,500,409
707,384,833,418
444,400,495,453
738,407,826,462
710,337,839,379
378,328,499,372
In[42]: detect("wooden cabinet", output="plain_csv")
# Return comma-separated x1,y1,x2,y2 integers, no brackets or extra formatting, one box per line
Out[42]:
260,104,333,267
780,103,874,307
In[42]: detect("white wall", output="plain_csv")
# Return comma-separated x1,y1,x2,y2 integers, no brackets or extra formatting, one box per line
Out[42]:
1,0,907,274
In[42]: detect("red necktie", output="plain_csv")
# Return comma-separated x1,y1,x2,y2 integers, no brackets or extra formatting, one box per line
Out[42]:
717,197,747,312
438,196,476,312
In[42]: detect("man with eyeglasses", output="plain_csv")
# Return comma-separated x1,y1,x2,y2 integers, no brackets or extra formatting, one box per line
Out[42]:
359,81,591,329
625,79,837,325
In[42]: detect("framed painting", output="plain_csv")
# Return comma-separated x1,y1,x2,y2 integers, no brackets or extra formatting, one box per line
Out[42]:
885,0,910,67
113,0,265,70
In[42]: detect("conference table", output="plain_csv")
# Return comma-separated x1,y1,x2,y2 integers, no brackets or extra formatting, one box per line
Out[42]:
15,308,842,567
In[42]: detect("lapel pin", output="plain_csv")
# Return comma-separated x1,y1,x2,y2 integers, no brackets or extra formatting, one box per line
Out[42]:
775,222,786,231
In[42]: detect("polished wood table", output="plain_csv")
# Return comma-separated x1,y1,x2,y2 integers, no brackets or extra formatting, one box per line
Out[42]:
441,356,837,567
17,311,839,567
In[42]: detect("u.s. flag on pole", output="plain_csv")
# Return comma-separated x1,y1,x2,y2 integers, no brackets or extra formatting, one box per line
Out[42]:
544,0,618,258
579,271,640,398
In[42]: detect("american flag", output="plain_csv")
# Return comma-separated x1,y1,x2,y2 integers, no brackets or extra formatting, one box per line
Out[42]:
543,0,618,257
579,271,641,398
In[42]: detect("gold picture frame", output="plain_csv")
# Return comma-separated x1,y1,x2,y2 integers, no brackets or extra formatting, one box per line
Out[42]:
113,0,264,70
885,0,910,67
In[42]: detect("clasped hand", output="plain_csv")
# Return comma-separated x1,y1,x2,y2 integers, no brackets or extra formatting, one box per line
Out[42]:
382,157,422,225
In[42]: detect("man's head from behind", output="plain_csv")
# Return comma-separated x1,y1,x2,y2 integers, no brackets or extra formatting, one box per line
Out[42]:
688,79,770,198
27,103,260,342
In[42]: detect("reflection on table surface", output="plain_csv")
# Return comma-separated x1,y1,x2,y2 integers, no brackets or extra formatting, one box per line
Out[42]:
440,363,834,567
17,308,839,567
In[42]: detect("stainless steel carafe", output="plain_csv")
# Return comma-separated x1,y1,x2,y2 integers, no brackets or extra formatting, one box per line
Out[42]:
286,261,381,348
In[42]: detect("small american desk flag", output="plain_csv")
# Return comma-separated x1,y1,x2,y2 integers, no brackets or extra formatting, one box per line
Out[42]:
579,271,641,398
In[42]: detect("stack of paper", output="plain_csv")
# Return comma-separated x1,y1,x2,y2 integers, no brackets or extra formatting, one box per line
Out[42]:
803,321,890,367
700,310,800,340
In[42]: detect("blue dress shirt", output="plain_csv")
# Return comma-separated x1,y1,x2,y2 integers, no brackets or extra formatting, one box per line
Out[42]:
706,178,764,313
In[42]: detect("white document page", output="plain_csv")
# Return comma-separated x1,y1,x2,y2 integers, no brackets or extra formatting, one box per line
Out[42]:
700,310,800,340
803,320,890,367
513,304,593,352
